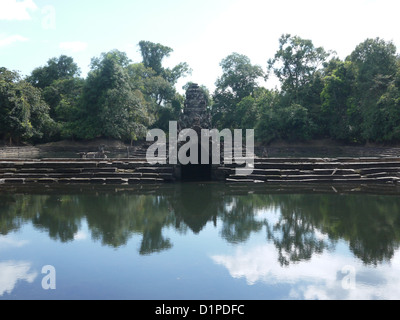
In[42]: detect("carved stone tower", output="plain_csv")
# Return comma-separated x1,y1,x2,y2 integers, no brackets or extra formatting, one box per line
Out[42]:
179,83,211,134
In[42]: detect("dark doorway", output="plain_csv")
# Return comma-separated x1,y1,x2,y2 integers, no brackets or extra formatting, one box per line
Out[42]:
180,142,212,182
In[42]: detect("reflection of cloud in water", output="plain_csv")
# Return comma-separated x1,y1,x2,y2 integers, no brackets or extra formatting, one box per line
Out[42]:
254,208,280,225
0,261,37,296
211,244,400,300
0,236,29,250
74,230,88,241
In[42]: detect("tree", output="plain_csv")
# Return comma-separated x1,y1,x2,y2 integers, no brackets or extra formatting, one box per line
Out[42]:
376,61,400,141
276,104,312,142
42,78,84,120
213,53,264,129
138,40,191,85
268,34,332,105
0,68,54,144
27,55,80,89
139,41,173,76
321,60,357,141
137,41,191,128
26,55,83,140
216,53,264,101
255,89,281,143
347,38,398,142
78,50,150,141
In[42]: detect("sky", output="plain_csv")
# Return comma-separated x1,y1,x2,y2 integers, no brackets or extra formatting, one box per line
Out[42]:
1,0,400,93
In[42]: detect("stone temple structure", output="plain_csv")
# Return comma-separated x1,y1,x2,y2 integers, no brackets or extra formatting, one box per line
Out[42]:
179,83,211,134
178,83,213,181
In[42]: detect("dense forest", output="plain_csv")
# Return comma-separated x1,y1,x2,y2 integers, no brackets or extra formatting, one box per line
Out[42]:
1,35,399,146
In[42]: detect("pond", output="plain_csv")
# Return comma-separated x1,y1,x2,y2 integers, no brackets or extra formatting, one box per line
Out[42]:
1,182,400,300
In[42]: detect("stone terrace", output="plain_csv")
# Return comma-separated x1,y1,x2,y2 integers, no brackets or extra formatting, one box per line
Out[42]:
0,158,175,185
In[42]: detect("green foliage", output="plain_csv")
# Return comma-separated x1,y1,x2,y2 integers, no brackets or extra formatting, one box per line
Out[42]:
27,55,80,89
376,65,400,141
138,40,191,85
347,38,398,142
268,34,332,105
216,53,264,100
213,53,264,129
77,50,150,141
321,61,356,141
0,68,54,144
136,41,191,129
152,93,184,132
139,41,173,76
277,104,311,141
1,37,400,146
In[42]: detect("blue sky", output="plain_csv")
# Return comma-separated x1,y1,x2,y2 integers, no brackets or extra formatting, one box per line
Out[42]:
1,0,399,93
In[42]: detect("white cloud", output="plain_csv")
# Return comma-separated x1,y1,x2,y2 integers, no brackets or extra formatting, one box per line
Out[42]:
0,34,28,47
0,261,37,296
0,0,37,21
59,42,88,53
211,244,400,300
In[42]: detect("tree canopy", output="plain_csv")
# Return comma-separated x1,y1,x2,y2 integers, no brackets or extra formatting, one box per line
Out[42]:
1,37,399,146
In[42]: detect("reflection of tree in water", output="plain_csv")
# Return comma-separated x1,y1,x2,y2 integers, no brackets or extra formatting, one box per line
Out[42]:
0,192,175,253
32,195,82,242
321,195,400,266
0,194,32,235
83,194,174,254
219,195,266,244
265,194,400,266
265,195,336,267
0,194,82,242
1,187,400,265
168,184,266,245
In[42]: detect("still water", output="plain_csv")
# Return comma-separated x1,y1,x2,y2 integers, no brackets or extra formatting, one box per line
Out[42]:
1,182,400,300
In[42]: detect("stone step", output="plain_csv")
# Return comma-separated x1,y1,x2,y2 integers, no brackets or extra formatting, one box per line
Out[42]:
360,167,400,174
265,177,398,184
141,173,161,178
253,162,400,170
158,173,175,181
18,162,99,169
312,169,358,175
135,178,164,184
0,168,119,175
229,174,362,181
107,162,155,170
136,167,174,173
0,172,145,179
0,168,17,173
0,178,25,184
254,163,332,170
280,174,362,180
364,172,397,178
226,178,261,184
229,175,280,181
